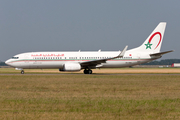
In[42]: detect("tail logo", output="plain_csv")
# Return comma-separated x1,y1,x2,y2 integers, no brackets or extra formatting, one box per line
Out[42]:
145,32,162,50
145,42,152,49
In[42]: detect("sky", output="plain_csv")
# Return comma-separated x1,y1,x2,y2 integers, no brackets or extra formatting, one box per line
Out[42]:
0,0,179,61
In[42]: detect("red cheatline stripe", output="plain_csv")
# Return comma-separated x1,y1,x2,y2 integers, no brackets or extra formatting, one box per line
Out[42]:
9,59,153,64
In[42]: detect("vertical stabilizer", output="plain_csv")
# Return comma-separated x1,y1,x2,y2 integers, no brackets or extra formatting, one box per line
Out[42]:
133,22,166,53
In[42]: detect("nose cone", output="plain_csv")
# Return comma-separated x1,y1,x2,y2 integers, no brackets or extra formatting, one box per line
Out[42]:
5,59,11,66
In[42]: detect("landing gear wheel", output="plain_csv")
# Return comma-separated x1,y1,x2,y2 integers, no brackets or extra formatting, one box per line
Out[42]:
88,70,92,74
84,69,92,74
83,70,87,74
21,70,24,74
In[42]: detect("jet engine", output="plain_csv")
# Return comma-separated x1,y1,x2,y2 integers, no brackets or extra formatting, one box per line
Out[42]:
59,63,81,71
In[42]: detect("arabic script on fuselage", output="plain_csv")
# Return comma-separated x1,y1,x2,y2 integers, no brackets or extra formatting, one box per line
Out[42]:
31,54,64,57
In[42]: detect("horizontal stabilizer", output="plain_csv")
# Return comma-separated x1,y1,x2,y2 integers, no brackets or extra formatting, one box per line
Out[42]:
150,50,174,57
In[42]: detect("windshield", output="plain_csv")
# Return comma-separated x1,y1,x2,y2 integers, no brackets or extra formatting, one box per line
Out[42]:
11,57,19,59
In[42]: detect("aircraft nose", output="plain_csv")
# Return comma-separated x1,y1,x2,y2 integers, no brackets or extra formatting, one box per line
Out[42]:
5,59,10,65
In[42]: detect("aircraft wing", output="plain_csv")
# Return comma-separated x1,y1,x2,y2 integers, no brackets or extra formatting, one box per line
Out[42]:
150,50,174,57
80,46,128,68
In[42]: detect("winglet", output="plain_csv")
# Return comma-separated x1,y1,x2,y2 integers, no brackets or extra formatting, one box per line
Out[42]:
115,45,128,58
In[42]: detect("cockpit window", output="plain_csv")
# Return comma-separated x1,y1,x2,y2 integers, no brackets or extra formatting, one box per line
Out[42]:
11,57,19,59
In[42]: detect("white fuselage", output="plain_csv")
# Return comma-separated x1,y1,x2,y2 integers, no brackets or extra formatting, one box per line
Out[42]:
5,50,159,69
5,22,171,74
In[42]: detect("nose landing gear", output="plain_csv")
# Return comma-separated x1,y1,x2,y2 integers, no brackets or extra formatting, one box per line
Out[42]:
15,68,24,74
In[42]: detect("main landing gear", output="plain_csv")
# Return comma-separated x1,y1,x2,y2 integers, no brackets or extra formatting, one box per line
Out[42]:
84,69,92,74
21,70,24,74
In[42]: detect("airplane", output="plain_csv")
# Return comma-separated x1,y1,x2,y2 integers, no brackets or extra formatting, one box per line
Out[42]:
5,22,173,74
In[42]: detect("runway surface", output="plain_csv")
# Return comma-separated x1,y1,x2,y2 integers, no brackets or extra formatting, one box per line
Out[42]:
0,73,180,76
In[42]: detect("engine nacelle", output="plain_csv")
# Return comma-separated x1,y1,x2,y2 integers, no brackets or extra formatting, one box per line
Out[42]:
59,63,81,71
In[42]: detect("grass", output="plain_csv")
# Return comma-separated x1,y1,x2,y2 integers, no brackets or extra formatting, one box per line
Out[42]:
0,68,180,119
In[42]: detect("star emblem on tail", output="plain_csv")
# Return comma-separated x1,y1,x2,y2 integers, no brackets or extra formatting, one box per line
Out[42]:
145,42,152,49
